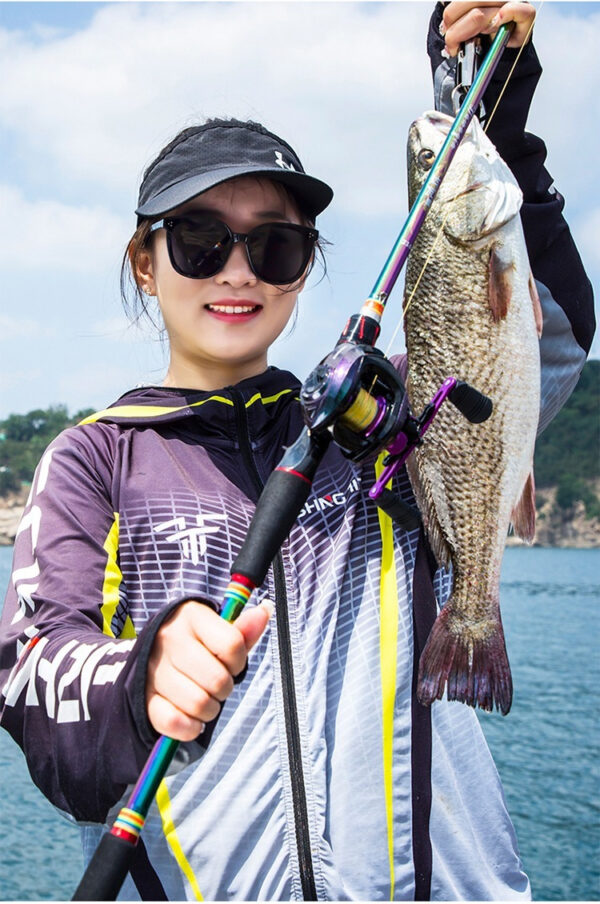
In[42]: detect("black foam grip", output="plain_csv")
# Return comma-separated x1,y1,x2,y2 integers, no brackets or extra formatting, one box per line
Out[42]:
449,381,493,423
72,832,136,901
232,469,313,586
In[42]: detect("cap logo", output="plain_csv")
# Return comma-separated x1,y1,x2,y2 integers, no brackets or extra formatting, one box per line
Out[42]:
274,151,296,172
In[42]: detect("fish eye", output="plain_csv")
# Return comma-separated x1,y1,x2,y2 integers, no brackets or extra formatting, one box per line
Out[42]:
418,148,435,170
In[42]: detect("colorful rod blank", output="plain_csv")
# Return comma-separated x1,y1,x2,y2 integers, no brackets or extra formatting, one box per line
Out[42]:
361,23,513,323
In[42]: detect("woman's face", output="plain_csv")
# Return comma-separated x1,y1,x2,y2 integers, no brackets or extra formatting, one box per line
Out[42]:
138,176,307,390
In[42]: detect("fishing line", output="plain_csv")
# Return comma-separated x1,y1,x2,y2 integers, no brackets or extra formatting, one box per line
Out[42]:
382,2,541,358
483,3,541,131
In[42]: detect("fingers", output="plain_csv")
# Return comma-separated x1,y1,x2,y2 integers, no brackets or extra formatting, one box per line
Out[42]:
146,600,273,740
487,2,536,49
185,605,250,677
442,2,536,57
235,600,274,652
146,691,206,743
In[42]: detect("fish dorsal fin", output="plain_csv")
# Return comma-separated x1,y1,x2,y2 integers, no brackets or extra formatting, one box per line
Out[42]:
511,471,536,543
488,246,514,321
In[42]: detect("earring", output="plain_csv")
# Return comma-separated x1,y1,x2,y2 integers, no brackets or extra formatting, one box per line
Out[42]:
144,286,155,296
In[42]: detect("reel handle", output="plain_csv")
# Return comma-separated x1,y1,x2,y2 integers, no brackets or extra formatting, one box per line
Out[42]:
448,380,493,423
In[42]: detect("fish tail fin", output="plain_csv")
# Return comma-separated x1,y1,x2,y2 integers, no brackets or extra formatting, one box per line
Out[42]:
417,606,513,715
511,470,536,542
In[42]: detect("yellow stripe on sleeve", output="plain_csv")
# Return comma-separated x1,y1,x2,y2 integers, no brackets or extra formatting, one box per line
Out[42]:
375,454,399,900
156,780,204,901
101,514,122,637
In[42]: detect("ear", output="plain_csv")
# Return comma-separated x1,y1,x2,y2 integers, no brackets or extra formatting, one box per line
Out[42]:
132,244,156,296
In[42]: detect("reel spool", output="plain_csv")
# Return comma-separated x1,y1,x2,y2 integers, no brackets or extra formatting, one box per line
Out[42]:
301,343,408,462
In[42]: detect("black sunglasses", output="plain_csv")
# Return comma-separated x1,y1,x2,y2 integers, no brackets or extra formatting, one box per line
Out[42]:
149,214,318,285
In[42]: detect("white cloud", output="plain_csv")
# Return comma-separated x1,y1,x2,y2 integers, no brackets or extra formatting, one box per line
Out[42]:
0,314,56,341
0,2,431,216
1,2,597,221
56,362,152,412
0,185,130,272
0,0,597,416
524,5,600,207
90,315,156,342
0,367,43,393
572,207,600,273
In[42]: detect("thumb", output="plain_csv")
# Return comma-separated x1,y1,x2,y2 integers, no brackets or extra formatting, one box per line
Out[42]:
234,600,274,652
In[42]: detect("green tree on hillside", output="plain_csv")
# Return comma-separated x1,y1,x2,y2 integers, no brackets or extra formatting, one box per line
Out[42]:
0,405,94,494
535,360,599,517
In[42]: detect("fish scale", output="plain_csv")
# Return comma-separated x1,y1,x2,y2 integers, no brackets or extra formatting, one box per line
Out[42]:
403,111,540,714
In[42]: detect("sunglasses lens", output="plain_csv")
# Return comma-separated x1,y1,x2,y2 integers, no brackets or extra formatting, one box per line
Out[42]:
248,224,313,284
168,216,231,278
165,216,316,284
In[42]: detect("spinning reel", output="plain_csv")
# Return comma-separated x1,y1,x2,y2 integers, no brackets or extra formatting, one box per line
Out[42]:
300,314,493,529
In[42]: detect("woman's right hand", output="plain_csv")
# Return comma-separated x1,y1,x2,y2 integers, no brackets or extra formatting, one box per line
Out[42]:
146,599,273,741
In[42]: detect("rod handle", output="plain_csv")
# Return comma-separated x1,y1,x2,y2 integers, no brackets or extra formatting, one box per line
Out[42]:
72,832,137,901
232,428,329,585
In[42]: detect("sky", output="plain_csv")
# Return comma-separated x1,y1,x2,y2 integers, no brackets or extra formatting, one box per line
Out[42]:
0,0,598,419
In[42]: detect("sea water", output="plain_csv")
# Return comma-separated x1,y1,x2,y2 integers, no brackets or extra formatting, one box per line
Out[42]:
0,545,598,901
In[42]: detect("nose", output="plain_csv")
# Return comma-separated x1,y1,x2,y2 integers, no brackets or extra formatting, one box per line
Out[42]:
214,239,257,288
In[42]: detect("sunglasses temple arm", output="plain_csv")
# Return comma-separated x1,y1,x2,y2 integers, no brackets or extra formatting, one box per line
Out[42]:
72,426,330,901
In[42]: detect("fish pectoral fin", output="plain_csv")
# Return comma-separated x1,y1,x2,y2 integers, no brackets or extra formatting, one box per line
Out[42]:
488,247,514,322
529,271,544,338
511,470,536,543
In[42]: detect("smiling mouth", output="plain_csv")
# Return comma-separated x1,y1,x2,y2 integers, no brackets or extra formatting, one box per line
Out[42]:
205,304,262,315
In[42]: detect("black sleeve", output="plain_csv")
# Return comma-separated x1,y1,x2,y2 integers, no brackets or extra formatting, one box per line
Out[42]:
427,2,595,432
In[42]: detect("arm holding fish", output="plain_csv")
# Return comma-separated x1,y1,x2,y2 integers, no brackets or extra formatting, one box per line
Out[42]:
428,2,595,433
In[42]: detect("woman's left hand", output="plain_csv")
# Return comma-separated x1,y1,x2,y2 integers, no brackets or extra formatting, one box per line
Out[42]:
441,2,536,57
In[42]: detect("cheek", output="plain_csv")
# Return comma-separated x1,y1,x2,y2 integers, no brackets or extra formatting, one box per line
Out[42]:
269,291,299,331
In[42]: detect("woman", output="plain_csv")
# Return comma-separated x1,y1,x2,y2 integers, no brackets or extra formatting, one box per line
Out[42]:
0,3,594,900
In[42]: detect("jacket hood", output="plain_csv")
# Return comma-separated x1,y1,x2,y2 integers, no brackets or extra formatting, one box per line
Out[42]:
78,367,302,428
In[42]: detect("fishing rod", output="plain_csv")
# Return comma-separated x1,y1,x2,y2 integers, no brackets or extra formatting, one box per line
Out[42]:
72,22,513,901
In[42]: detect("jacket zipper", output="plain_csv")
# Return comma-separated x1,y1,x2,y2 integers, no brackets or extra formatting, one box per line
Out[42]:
229,388,318,902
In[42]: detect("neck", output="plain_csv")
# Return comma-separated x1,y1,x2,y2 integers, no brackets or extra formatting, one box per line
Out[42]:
163,355,269,391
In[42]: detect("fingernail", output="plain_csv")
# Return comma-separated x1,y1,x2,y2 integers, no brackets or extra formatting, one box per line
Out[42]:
262,599,275,618
439,20,446,36
198,722,206,735
490,13,500,28
441,46,450,59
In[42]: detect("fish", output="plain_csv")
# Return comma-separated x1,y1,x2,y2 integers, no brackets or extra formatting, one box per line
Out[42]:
403,111,543,715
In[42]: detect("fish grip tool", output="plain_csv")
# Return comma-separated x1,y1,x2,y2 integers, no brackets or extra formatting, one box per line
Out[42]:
72,22,511,902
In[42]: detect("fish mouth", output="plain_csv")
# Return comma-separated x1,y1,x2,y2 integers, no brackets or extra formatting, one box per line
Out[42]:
445,181,486,203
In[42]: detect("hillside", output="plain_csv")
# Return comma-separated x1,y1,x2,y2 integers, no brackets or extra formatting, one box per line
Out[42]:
0,362,598,546
528,358,599,547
